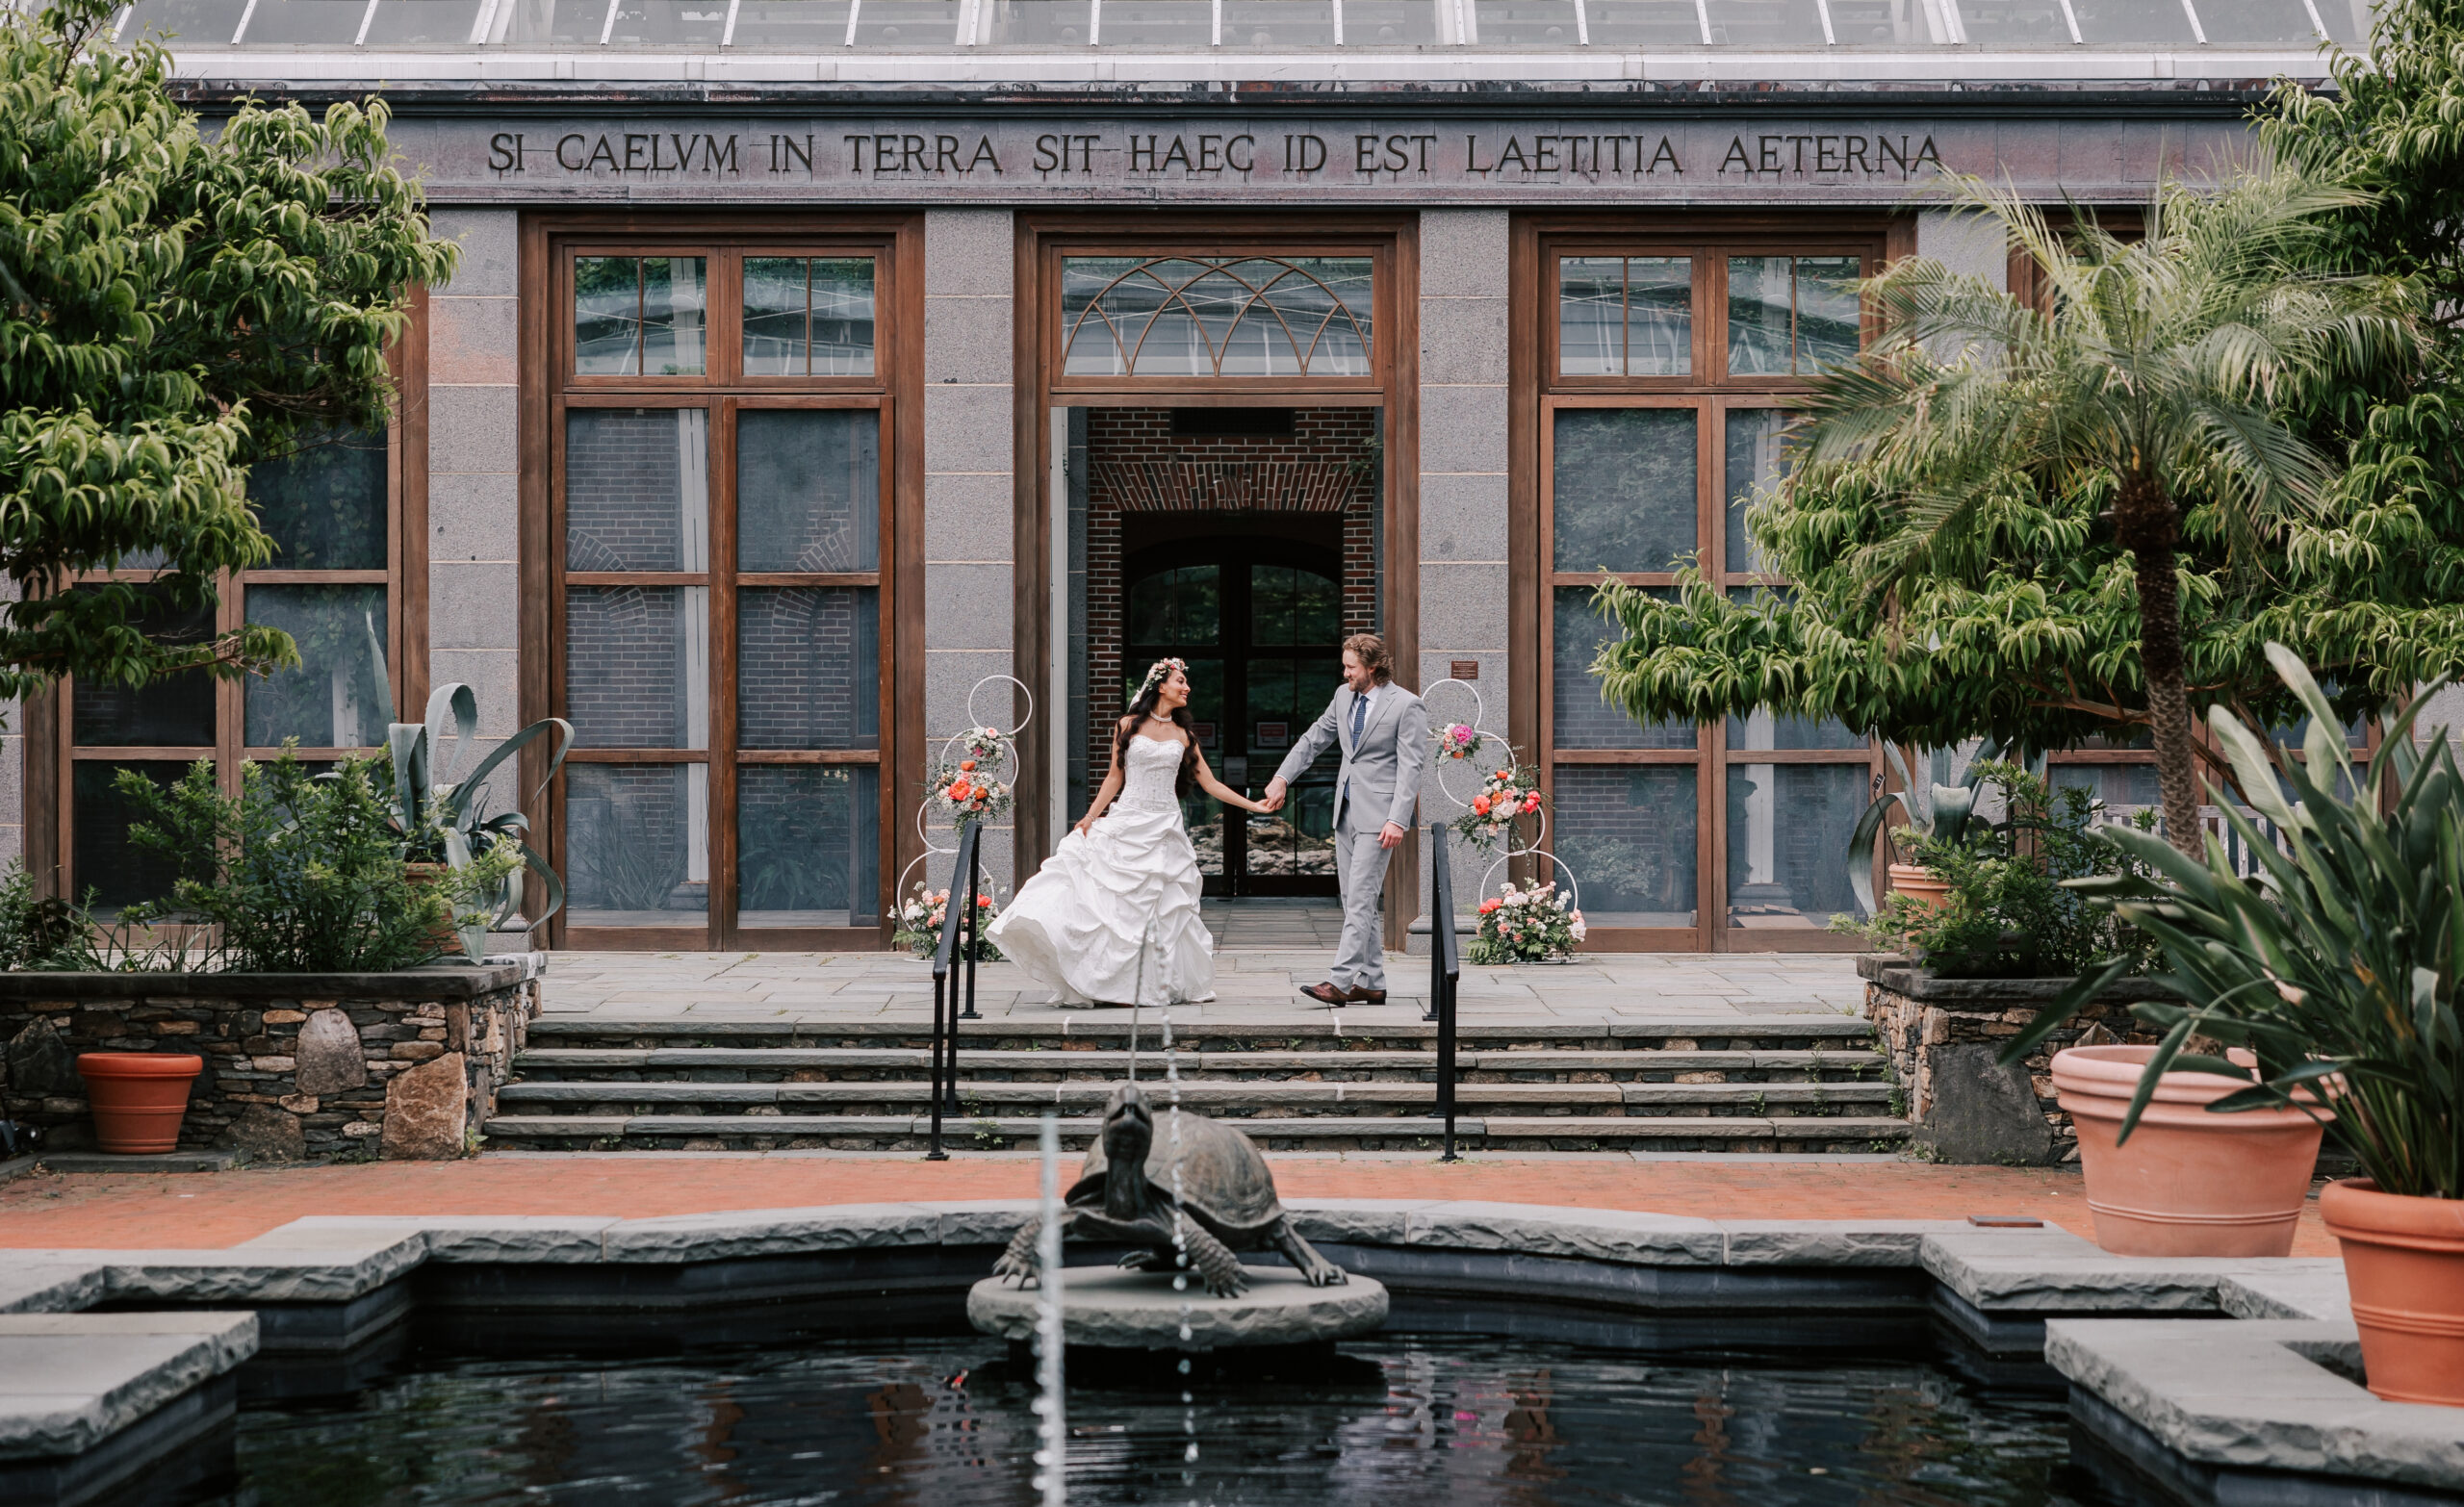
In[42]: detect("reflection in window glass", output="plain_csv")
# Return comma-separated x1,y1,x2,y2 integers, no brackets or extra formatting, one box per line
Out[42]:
1952,0,2072,44
1095,0,1211,42
1551,765,1697,926
565,409,710,572
249,431,388,570
1727,702,1865,752
1224,0,1335,43
742,258,876,376
119,0,253,45
566,763,708,924
1557,256,1690,377
2052,762,2161,810
1472,0,1581,43
1704,0,1824,45
1553,588,1694,750
736,409,880,572
566,586,712,749
1062,256,1373,378
1825,0,1924,42
70,587,216,749
850,0,963,41
73,763,190,914
573,256,706,376
736,588,880,750
499,0,618,43
1249,565,1340,646
602,0,729,43
1583,0,1706,44
2069,0,2194,44
1796,256,1861,370
1343,0,1442,42
728,0,857,45
1557,257,1625,375
737,766,879,927
1552,407,1696,573
235,0,369,45
1728,255,1858,376
244,585,389,749
1127,566,1221,645
984,0,1093,43
361,0,491,45
2193,0,2328,43
1727,762,1868,928
1723,408,1792,575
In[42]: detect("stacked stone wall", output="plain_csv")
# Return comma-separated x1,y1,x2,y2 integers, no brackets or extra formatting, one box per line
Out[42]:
0,961,542,1162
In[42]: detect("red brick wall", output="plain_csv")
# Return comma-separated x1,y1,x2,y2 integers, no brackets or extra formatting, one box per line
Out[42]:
1087,407,1379,783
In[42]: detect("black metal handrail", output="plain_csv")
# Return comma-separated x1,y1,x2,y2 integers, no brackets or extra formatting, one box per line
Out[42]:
927,818,983,1161
1427,821,1460,1162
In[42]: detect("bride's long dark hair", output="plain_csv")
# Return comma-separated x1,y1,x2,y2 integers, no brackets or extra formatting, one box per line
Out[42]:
1118,662,1201,800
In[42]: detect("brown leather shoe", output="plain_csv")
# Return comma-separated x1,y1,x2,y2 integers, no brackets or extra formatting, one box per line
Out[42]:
1356,988,1388,1005
1300,982,1349,1005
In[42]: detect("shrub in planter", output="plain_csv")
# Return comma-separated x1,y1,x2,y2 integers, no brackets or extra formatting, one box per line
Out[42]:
119,749,451,972
2010,647,2464,1401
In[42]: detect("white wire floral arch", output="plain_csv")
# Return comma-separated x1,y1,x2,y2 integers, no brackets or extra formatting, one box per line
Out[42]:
1059,255,1374,379
1419,677,1580,913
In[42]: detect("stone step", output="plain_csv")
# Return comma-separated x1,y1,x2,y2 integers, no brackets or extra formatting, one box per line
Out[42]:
494,1079,1897,1111
523,1016,1875,1053
479,1112,1913,1152
509,1046,1889,1083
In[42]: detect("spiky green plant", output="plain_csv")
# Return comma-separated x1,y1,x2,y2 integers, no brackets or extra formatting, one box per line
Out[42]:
2004,645,2463,1199
384,683,572,958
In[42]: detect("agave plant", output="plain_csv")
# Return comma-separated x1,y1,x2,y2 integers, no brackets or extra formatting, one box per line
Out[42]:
1845,741,2026,915
387,684,573,961
2003,646,2462,1200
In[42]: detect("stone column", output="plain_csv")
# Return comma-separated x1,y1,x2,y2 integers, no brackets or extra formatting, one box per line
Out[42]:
922,210,1017,895
1414,211,1512,943
424,209,525,765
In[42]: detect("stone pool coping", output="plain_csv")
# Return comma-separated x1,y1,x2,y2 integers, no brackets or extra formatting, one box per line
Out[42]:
7,1198,2457,1499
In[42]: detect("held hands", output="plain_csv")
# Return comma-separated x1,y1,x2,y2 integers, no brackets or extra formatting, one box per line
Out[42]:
1260,778,1289,813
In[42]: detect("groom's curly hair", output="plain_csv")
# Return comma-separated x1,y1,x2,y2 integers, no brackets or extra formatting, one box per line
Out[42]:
1344,633,1393,685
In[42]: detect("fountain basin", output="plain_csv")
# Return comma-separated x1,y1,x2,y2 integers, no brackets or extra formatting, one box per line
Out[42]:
967,1265,1388,1351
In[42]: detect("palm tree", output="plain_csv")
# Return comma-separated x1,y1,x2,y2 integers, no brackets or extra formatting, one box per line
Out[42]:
1798,168,2418,854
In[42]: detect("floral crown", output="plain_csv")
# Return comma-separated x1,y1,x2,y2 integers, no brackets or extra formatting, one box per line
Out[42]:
1131,657,1188,705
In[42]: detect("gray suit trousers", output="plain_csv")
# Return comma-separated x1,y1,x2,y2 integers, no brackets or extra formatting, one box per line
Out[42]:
1329,805,1392,990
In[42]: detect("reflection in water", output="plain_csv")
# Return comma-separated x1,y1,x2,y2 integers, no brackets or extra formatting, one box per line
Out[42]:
166,1330,2156,1507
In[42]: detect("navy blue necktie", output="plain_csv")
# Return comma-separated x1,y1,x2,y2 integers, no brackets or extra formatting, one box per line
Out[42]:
1345,692,1368,811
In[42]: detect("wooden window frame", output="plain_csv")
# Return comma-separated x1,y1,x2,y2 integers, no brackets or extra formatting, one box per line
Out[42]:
1515,215,1908,954
25,289,430,904
525,216,923,953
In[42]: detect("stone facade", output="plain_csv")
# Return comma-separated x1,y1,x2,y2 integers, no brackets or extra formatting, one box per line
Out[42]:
0,958,543,1162
1859,956,2165,1166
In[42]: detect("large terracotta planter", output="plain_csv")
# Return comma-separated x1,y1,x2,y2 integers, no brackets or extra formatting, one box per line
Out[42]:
2051,1044,2327,1257
1886,862,1951,909
2321,1179,2464,1407
75,1053,204,1154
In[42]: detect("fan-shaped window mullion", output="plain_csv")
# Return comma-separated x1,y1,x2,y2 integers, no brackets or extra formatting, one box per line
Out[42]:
1062,253,1373,380
1127,271,1230,377
1228,261,1314,377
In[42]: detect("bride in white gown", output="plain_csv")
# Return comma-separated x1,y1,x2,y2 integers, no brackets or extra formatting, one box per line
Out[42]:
987,657,1270,1006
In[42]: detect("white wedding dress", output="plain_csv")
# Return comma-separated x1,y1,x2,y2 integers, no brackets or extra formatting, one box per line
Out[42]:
987,735,1217,1006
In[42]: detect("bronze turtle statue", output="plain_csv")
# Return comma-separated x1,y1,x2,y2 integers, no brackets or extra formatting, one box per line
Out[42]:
992,1082,1348,1297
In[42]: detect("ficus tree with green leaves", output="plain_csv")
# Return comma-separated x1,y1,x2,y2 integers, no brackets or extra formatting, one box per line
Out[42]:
0,0,456,717
1591,166,2433,855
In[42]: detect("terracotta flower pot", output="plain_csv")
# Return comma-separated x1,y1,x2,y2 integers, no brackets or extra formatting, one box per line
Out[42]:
402,861,463,953
1886,862,1952,909
75,1053,204,1155
2321,1179,2464,1407
2051,1044,2327,1258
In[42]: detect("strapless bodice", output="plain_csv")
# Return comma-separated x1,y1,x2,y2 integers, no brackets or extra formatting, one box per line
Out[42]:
1118,736,1184,813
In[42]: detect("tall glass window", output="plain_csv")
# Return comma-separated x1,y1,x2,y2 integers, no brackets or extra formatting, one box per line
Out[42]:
1542,242,1880,948
556,244,892,945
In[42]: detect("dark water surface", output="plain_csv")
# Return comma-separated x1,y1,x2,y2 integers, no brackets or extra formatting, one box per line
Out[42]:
156,1312,2157,1507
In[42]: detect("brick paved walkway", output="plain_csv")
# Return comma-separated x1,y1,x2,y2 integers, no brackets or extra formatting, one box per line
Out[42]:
0,1155,2338,1257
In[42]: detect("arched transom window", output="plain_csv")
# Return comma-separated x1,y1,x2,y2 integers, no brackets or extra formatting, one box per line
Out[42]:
1061,255,1373,378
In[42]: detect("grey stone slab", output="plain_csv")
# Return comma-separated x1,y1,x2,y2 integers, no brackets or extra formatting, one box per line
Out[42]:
429,561,521,651
1421,295,1510,386
1286,1197,1442,1246
1922,1229,2303,1315
0,958,539,1002
2218,1264,2354,1323
426,383,520,477
1718,1220,1966,1267
923,208,1015,298
427,471,520,563
923,384,1014,475
924,294,1014,385
600,1203,944,1261
931,1199,1041,1246
1416,473,1509,562
1417,562,1508,652
924,563,1015,650
0,1264,105,1315
429,208,520,297
41,1241,431,1304
1417,386,1509,476
427,652,522,734
36,1151,236,1174
427,294,520,386
967,1267,1389,1351
2047,1318,2464,1490
238,1215,620,1264
923,468,1015,544
1418,210,1510,300
0,1312,257,1460
1402,1201,1725,1264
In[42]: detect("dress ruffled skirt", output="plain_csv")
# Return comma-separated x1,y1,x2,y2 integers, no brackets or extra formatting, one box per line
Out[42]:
987,801,1216,1006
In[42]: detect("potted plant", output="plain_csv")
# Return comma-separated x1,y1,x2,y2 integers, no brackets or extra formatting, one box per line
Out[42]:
75,1052,204,1153
1846,743,2008,913
384,684,573,961
2011,647,2464,1402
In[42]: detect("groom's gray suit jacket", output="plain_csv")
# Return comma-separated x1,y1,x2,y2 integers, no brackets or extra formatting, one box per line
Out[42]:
1274,681,1427,831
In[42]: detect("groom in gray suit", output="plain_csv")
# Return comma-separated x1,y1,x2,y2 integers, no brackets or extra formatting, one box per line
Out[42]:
1263,633,1425,1005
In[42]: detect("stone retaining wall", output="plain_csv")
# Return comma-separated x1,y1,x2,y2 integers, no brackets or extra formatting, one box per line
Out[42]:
0,958,545,1162
1858,956,2167,1165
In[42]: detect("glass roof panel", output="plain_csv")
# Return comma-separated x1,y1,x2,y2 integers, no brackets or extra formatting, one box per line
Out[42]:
1096,0,1213,45
1222,0,1337,45
1825,0,1931,44
1704,0,1826,47
2313,0,2365,43
1583,0,1708,45
1953,0,2072,45
2072,0,2195,44
603,0,729,45
498,0,618,44
730,0,858,46
121,0,251,45
848,0,962,44
1346,0,1444,43
2196,0,2327,44
983,0,1092,44
1472,0,1581,45
362,0,486,44
238,0,372,45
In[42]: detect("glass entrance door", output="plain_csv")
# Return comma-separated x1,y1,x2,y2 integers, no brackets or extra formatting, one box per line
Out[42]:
1124,544,1343,897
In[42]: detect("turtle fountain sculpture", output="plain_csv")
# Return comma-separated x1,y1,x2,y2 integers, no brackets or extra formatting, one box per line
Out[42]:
991,1081,1349,1297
